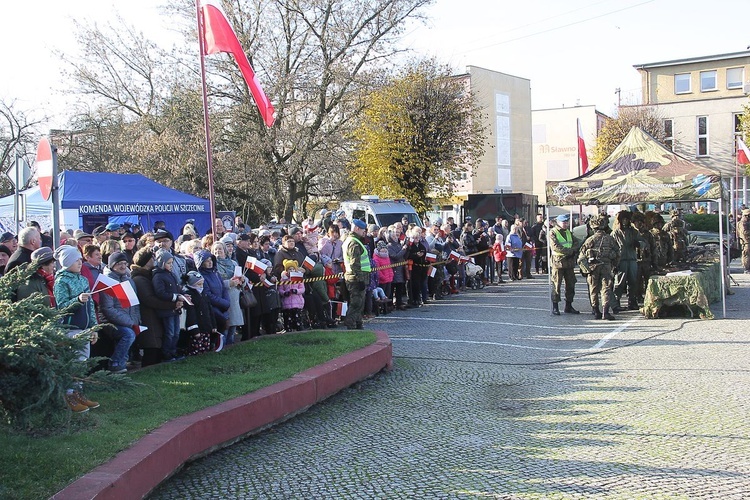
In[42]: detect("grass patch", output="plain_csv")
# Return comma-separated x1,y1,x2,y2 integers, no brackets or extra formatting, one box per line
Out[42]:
0,330,376,500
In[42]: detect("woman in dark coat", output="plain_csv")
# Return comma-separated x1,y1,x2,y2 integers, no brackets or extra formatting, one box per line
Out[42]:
194,249,230,335
130,249,181,367
386,226,408,310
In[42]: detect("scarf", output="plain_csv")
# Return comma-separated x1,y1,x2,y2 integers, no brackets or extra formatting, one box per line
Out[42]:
39,269,56,307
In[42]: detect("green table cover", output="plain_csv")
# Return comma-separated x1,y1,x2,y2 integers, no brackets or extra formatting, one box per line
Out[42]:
642,261,722,319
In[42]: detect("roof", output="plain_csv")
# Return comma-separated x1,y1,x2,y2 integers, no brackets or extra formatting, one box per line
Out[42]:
633,50,750,70
545,127,724,206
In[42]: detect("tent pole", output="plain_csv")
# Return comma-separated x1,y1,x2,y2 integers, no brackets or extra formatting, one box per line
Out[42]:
718,197,726,318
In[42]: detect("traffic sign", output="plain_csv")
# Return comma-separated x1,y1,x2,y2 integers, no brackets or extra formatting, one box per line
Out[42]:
36,137,53,201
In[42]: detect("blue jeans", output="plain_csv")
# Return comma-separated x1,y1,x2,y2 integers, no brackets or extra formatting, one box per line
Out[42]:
111,326,136,369
161,315,181,359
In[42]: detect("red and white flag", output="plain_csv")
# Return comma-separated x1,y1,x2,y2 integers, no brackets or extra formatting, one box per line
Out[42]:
92,274,119,297
262,278,275,287
459,255,474,264
133,325,149,335
577,118,589,174
428,266,437,278
289,270,304,283
199,0,275,127
112,280,140,308
302,256,316,272
449,250,461,262
332,301,348,317
738,138,750,165
425,252,437,263
245,257,268,274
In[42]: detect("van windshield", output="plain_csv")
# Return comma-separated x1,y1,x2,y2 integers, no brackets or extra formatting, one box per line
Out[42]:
377,213,422,228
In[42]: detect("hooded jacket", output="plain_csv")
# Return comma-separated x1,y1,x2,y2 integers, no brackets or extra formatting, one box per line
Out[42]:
195,250,230,320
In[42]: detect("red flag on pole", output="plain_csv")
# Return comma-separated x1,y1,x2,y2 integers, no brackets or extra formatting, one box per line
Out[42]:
738,138,750,165
199,0,275,127
577,119,589,174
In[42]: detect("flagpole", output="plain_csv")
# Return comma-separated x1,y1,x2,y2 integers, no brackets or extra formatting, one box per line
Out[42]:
197,0,217,241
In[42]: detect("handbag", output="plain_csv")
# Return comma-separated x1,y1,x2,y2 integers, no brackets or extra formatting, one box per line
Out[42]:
239,286,258,309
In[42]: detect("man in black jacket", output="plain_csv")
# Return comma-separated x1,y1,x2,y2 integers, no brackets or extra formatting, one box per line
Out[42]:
5,227,41,275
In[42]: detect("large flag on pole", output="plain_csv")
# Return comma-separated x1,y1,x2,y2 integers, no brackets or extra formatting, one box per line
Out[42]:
738,138,750,165
577,118,589,174
198,0,275,127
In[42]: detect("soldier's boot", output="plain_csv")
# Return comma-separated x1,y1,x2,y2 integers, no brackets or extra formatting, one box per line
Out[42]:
564,301,580,314
552,302,561,316
592,306,602,319
627,297,639,311
612,296,623,313
602,306,616,321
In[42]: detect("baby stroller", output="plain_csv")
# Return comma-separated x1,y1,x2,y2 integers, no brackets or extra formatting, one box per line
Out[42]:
464,262,485,290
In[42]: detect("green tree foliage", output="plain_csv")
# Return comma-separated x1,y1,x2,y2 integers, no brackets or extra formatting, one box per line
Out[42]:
350,60,486,214
591,106,667,167
0,265,133,434
740,102,750,177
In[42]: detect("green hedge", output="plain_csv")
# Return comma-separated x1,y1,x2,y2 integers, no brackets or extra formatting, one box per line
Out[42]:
682,214,726,232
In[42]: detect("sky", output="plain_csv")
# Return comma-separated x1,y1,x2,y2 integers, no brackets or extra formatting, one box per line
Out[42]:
2,0,749,129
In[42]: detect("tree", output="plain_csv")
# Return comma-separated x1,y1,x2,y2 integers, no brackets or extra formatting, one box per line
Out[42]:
349,59,487,214
0,100,43,197
740,102,750,177
591,106,667,166
59,0,433,224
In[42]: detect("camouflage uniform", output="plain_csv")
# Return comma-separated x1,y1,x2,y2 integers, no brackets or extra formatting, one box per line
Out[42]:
663,211,689,262
738,210,750,273
548,221,581,314
578,215,620,320
647,211,673,268
612,211,646,311
632,212,656,302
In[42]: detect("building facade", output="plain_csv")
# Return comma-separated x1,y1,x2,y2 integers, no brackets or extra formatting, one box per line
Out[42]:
531,105,608,205
633,50,750,208
431,66,533,223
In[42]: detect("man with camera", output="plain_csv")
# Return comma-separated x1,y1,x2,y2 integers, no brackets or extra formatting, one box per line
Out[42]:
578,215,620,320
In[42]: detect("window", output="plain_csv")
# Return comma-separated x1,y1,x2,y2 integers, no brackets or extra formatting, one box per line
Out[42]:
700,70,717,92
727,67,744,89
674,73,691,94
664,119,674,151
696,116,709,156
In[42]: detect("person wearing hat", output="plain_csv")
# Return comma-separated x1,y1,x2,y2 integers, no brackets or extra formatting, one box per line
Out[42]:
130,248,181,367
52,244,100,413
341,218,371,329
0,244,12,277
105,222,122,238
612,210,647,312
152,248,188,362
738,208,750,274
92,225,108,244
99,252,138,374
16,247,57,307
182,270,217,355
5,226,42,275
577,215,620,320
548,213,582,315
287,226,309,259
272,233,304,278
154,229,188,285
121,232,138,265
1,231,17,254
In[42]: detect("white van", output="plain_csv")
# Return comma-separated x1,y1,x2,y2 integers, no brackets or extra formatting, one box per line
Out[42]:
339,196,422,228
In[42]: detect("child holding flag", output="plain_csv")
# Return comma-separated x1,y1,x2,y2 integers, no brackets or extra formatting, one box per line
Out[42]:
279,259,305,331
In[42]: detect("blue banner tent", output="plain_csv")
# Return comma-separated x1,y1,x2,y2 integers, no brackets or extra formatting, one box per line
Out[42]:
0,171,211,236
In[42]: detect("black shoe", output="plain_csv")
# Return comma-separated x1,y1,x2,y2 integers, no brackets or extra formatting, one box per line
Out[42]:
602,307,616,320
564,302,580,314
355,322,364,330
552,303,561,315
592,307,602,320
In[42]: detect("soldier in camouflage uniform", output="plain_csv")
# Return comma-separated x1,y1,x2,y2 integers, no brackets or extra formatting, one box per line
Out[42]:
578,215,620,320
646,211,673,269
612,210,646,312
663,210,689,262
738,209,750,274
548,214,581,315
632,211,656,303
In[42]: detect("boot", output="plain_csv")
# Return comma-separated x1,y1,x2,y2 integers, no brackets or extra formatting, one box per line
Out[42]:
564,301,580,314
552,302,561,315
74,392,100,409
355,321,364,330
602,306,616,320
65,393,89,413
324,307,337,328
612,297,623,313
592,306,602,320
628,298,639,311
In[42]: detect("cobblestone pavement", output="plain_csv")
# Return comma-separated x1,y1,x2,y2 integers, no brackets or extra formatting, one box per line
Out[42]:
151,266,750,499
